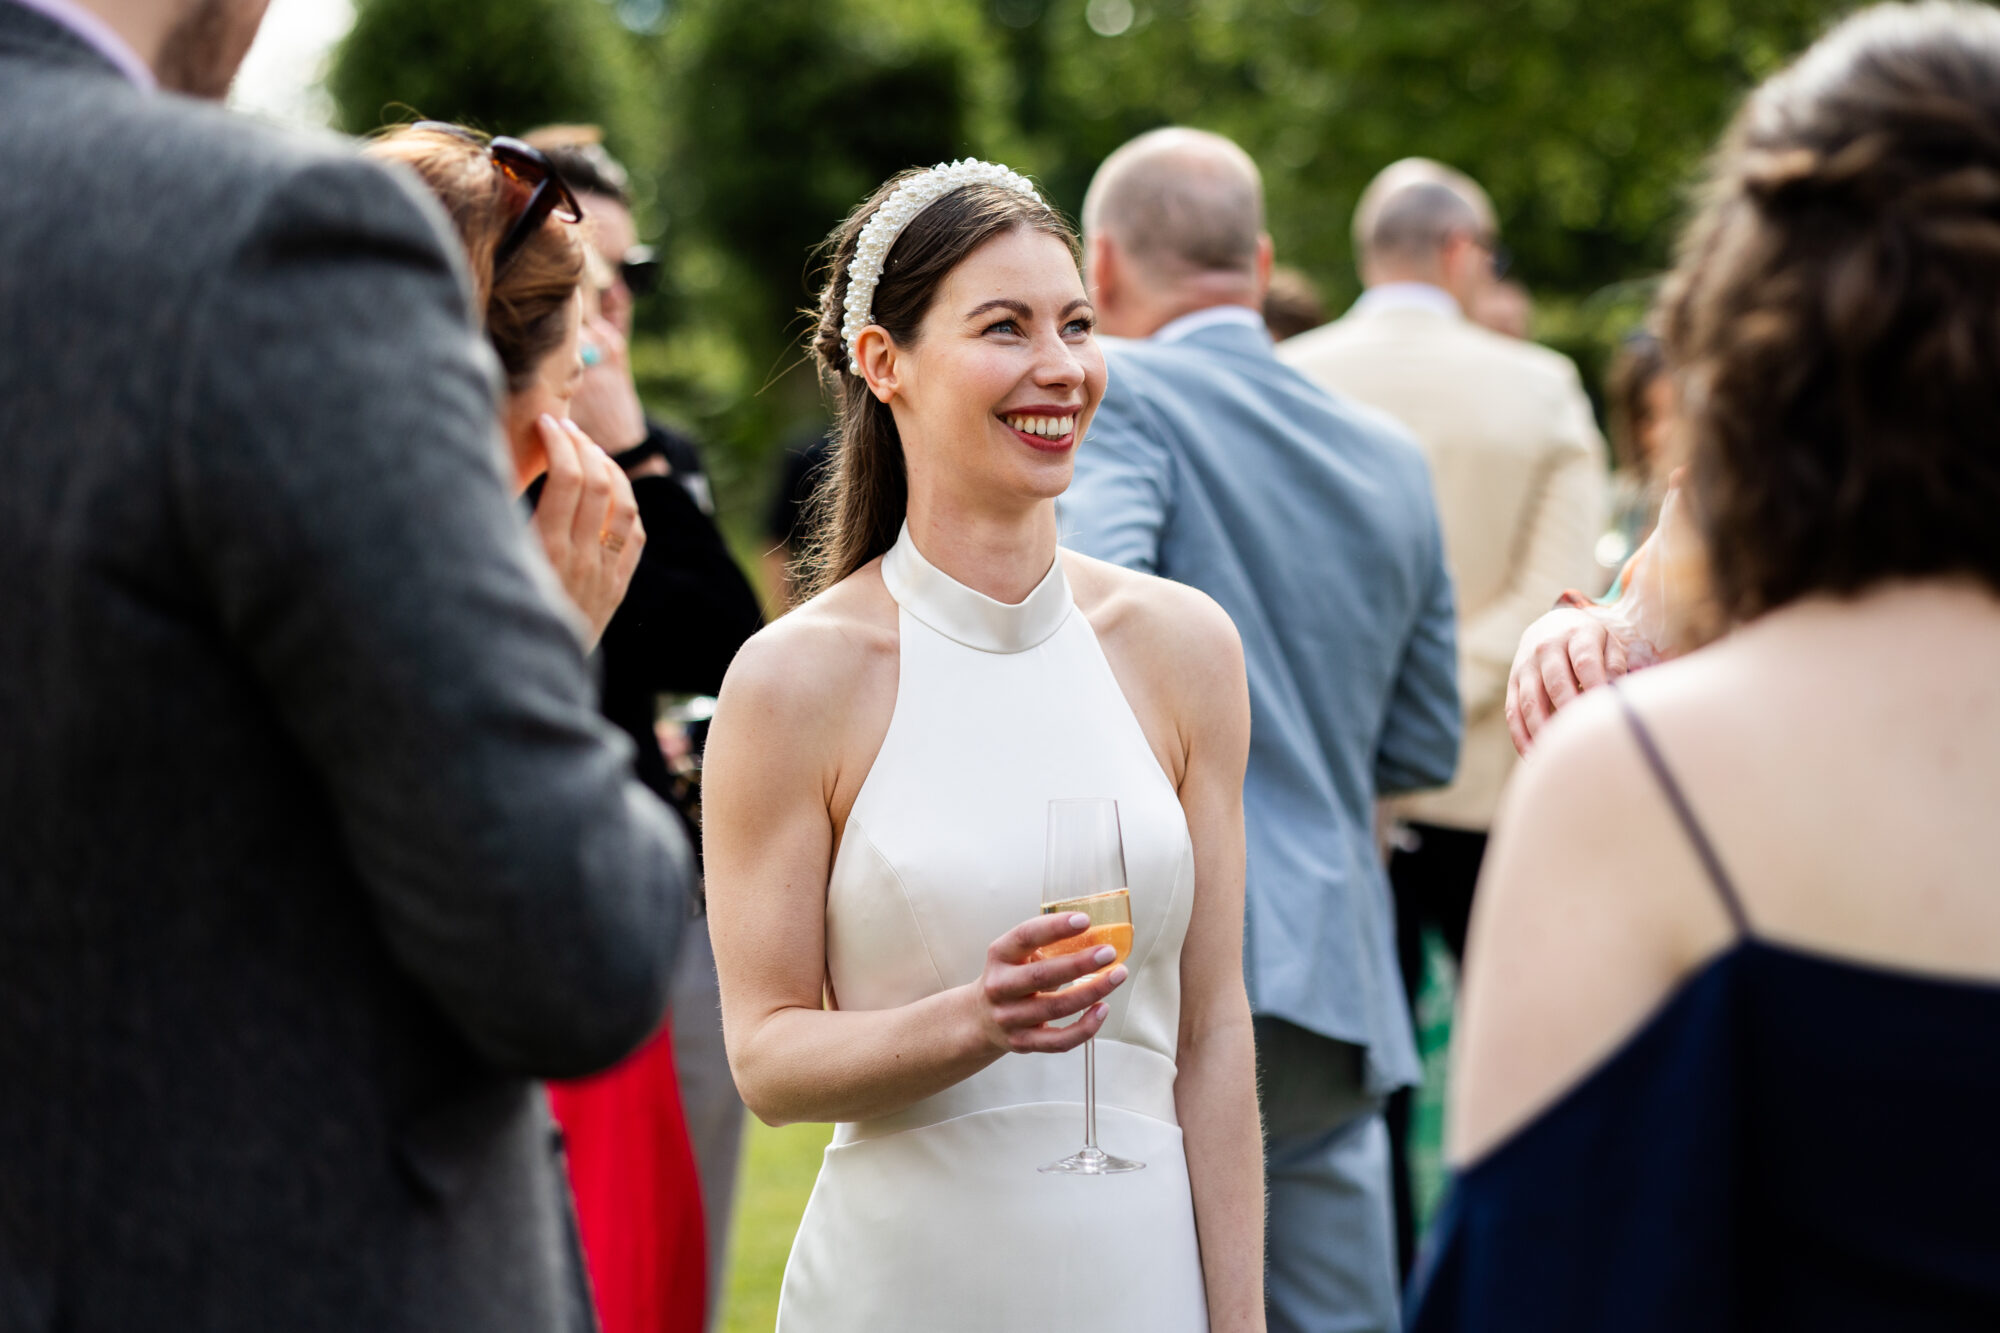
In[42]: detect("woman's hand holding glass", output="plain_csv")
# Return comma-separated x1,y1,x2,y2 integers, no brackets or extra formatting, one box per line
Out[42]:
969,912,1128,1055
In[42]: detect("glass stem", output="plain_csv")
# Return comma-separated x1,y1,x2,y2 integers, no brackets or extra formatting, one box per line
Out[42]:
1083,1035,1099,1152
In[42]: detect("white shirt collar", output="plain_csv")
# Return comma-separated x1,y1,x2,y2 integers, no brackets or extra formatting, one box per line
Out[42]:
7,0,156,89
1351,282,1461,320
1151,303,1268,345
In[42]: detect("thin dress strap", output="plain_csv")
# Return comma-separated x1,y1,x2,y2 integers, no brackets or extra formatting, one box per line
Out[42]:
1610,685,1754,937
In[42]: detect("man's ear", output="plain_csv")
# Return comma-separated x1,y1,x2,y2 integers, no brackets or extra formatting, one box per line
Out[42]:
1439,231,1492,310
854,326,899,404
1087,232,1118,312
1253,234,1275,304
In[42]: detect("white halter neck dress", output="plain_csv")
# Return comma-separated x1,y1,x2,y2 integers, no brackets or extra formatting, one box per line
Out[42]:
777,525,1210,1331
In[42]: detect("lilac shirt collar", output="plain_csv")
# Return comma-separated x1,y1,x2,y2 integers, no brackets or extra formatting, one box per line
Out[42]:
6,0,155,89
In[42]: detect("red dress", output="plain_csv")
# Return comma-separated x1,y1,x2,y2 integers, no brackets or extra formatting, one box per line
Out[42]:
550,1023,708,1333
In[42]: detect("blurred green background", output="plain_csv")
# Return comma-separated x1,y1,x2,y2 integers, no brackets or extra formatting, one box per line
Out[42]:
325,0,1860,558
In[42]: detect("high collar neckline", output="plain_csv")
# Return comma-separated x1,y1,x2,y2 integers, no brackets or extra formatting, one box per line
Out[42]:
880,522,1072,654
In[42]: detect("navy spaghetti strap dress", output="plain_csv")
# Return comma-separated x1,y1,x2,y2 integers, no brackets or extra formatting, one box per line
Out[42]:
1407,689,2000,1332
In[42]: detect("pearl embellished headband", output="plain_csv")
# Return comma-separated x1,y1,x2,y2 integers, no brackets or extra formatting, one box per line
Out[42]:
840,159,1044,375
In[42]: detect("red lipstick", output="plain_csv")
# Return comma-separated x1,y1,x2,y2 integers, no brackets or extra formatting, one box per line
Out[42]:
998,404,1082,453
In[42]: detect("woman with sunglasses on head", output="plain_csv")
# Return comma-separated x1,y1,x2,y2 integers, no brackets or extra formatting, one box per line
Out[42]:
364,124,643,650
363,123,710,1333
1412,4,2000,1328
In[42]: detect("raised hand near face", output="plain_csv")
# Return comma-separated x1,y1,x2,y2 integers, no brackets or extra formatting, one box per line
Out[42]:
531,414,644,650
568,315,649,459
1504,606,1631,755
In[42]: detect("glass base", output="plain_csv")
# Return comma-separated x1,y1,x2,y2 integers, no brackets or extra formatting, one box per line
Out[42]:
1039,1146,1146,1175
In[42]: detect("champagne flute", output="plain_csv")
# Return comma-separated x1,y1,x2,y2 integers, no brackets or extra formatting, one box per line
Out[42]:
1038,798,1145,1175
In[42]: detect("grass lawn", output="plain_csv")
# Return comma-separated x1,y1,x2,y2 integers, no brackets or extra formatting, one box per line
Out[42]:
720,1118,832,1333
1411,930,1458,1230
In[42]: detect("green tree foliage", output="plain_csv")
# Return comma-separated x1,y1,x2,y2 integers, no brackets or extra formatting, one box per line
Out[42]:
668,0,1011,340
651,0,1857,521
326,0,1863,536
327,0,652,149
1011,0,1850,304
644,0,1014,506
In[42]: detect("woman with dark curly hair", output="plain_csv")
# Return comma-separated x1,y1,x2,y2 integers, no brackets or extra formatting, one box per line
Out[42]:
1413,4,2000,1329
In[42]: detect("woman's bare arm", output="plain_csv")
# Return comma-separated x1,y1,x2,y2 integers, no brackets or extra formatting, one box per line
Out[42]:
703,613,1125,1127
1159,589,1265,1333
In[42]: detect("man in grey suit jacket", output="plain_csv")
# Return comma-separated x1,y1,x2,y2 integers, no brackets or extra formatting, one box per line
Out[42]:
0,3,692,1329
1059,129,1461,1333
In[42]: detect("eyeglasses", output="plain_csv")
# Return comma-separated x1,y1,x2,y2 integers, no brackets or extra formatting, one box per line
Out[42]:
412,122,585,277
1470,231,1513,281
618,245,662,299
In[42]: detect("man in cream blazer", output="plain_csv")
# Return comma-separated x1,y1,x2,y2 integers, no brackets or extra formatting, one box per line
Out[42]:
1279,157,1604,1273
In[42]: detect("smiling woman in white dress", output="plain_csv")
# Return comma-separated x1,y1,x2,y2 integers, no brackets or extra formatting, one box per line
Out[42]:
701,163,1265,1333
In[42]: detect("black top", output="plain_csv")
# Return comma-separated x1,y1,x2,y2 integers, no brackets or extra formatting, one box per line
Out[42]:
597,463,763,809
766,428,834,547
523,424,764,807
618,418,717,516
522,426,761,884
1407,687,2000,1332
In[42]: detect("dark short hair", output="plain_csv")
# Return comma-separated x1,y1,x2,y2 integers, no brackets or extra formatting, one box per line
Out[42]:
1663,0,2000,623
521,124,631,208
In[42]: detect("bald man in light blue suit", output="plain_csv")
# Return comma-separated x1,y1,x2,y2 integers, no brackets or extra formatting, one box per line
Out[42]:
1060,129,1461,1333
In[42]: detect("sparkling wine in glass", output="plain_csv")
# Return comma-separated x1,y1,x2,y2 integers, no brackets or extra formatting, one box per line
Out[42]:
1038,798,1144,1175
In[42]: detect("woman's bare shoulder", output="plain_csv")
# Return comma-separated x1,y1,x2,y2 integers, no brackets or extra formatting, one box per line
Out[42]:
1516,641,1768,834
1473,665,1749,983
1065,552,1244,689
718,562,900,722
1064,553,1247,787
1492,667,1736,877
1449,675,1737,1163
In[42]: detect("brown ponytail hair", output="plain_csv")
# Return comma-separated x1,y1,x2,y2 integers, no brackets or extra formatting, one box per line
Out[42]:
365,124,587,394
798,170,1076,601
1661,0,2000,624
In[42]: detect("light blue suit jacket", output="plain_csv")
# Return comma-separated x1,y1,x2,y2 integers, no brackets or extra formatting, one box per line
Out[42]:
1060,316,1460,1093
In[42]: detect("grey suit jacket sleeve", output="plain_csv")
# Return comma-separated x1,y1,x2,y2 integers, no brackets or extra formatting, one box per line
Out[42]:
1060,387,1176,573
1376,495,1462,797
168,156,689,1079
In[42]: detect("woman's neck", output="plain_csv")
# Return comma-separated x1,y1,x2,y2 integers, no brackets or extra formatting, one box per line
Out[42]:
903,497,1060,606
